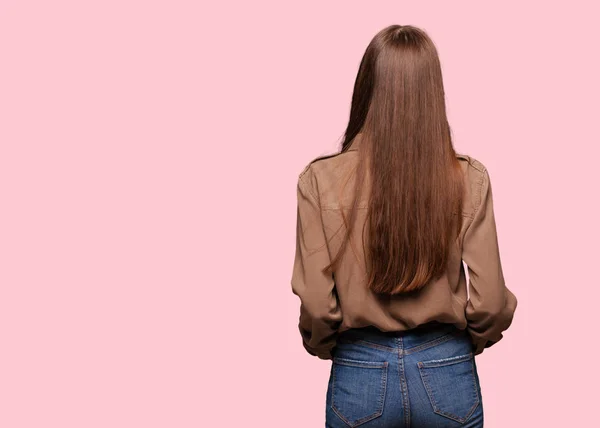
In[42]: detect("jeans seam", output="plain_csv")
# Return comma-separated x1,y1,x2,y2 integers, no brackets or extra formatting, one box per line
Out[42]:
337,337,396,352
418,352,473,368
403,332,456,355
396,337,410,427
333,357,387,369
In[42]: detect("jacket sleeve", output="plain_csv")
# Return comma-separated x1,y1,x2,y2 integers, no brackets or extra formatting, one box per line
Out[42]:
462,167,517,355
290,168,343,360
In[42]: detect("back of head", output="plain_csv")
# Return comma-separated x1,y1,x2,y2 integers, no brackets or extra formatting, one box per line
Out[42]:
324,24,465,295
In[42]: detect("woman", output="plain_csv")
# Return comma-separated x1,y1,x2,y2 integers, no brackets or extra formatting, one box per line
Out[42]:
290,24,517,427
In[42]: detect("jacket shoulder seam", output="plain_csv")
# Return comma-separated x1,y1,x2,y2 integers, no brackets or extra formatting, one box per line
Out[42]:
298,162,312,180
473,167,489,215
297,165,321,206
457,152,487,174
468,157,486,173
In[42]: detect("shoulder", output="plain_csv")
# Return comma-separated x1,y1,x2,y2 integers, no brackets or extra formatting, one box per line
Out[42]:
455,152,493,215
456,152,487,174
456,152,491,189
300,149,353,172
297,150,358,207
297,159,317,190
298,149,357,184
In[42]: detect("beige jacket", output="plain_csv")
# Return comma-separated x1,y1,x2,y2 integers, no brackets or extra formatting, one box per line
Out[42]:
290,134,517,360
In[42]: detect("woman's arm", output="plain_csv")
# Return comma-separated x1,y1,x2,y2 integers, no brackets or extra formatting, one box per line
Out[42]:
462,166,518,355
290,166,343,360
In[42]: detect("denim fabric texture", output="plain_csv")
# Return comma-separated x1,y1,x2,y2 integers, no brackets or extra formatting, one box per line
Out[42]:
325,323,484,428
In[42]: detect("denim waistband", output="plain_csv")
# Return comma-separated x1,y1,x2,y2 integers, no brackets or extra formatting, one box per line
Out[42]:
337,322,466,352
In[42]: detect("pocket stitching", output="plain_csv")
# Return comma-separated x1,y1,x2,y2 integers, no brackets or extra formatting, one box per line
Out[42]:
331,360,388,427
417,354,480,424
333,357,388,368
418,352,473,368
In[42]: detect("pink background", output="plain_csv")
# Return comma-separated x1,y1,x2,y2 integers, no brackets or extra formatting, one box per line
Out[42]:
1,1,598,427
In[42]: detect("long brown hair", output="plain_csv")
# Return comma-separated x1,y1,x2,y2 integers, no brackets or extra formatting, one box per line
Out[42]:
314,25,465,295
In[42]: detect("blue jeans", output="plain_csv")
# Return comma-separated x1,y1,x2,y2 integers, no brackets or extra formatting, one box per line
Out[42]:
325,323,483,427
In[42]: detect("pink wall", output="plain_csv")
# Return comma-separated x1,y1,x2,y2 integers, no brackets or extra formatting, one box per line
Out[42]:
1,1,598,426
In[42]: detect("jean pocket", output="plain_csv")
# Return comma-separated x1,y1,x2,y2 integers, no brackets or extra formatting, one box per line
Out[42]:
331,357,388,427
417,353,480,424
